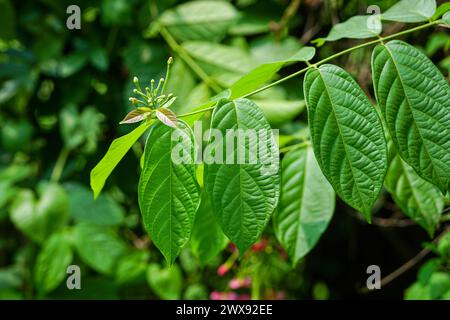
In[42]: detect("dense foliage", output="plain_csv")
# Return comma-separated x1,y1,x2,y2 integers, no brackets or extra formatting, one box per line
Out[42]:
0,0,449,300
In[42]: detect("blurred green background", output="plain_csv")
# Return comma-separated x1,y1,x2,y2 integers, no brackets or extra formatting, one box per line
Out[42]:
0,0,449,300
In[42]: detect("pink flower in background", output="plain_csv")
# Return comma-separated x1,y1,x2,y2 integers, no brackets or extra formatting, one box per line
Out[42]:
217,264,229,277
228,278,241,289
228,277,252,289
251,238,268,252
210,291,222,300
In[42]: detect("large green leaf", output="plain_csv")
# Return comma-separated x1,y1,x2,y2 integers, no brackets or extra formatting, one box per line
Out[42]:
274,146,335,265
65,183,124,226
34,232,73,294
90,121,153,199
382,0,436,23
372,40,450,193
73,223,127,275
10,182,70,243
190,192,229,265
385,145,443,237
146,263,182,300
204,98,280,254
139,122,200,265
158,1,240,42
304,64,387,220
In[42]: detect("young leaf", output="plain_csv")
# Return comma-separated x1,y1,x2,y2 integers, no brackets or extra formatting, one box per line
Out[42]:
73,223,128,275
34,232,73,294
155,108,178,128
139,122,200,265
315,15,381,44
204,98,280,254
10,182,70,243
303,64,387,220
385,151,443,237
119,108,151,124
382,0,436,23
372,40,450,193
158,1,240,42
273,146,335,265
90,121,153,199
191,192,229,265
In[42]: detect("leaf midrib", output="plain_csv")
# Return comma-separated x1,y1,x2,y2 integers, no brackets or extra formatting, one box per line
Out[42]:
315,68,368,214
382,43,444,189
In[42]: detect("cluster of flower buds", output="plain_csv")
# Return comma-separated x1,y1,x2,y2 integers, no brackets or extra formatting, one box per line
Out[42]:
120,57,178,126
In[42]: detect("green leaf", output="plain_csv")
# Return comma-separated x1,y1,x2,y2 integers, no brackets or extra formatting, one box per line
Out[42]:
65,183,124,226
385,146,443,237
204,98,280,254
155,107,178,128
10,182,70,243
182,41,255,86
254,99,305,127
432,3,450,20
147,263,182,300
139,122,200,265
34,232,73,293
229,47,315,99
115,250,149,284
443,11,450,27
304,64,387,220
191,192,229,265
158,1,240,42
90,121,153,199
382,0,436,23
274,146,335,264
315,15,381,44
60,106,104,153
372,40,450,193
73,223,127,275
182,46,314,125
119,107,151,124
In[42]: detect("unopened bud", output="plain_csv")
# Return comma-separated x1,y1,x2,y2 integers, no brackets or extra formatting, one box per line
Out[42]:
167,56,173,65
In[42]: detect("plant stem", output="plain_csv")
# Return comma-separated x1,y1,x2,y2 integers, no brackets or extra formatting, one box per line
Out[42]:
159,27,223,94
177,20,441,118
177,105,216,118
50,147,70,182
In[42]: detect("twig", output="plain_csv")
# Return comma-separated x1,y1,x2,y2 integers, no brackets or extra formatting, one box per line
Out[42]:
159,27,223,94
349,211,416,227
50,147,70,182
360,227,450,293
271,0,302,39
